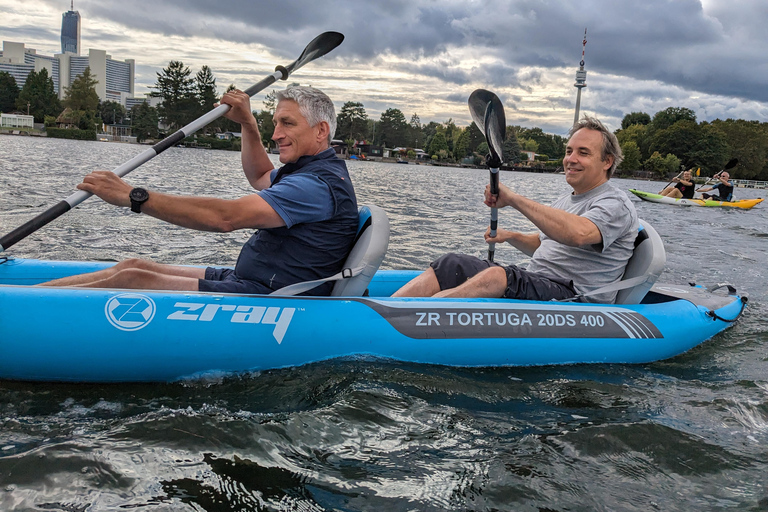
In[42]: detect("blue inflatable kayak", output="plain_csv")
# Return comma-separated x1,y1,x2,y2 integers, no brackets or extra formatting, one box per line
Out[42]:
0,256,746,383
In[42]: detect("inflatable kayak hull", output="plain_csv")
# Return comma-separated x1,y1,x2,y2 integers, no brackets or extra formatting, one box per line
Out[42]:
0,258,746,383
629,189,764,209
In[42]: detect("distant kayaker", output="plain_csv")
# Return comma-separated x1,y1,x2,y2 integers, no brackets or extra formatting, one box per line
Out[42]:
40,86,358,295
698,172,734,202
660,169,695,199
393,116,638,304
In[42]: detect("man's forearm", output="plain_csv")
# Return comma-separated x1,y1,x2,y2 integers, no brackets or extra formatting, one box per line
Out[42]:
240,122,274,189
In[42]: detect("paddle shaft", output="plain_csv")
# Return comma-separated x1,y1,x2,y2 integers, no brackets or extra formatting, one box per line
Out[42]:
488,167,500,261
660,170,684,193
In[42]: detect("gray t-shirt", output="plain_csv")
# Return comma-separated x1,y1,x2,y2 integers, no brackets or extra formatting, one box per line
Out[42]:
526,181,639,303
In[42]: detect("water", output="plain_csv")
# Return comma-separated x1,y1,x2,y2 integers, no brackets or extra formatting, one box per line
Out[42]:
1,135,767,511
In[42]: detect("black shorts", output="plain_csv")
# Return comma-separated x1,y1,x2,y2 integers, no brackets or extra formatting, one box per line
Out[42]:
702,193,724,201
198,267,273,295
430,253,576,301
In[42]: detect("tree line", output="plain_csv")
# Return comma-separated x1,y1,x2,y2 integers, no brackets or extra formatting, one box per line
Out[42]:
3,63,768,179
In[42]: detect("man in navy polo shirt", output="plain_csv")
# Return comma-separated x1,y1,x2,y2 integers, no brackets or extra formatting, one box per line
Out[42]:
42,86,358,295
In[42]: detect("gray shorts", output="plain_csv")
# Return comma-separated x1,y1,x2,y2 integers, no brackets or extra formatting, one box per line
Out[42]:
198,267,273,295
430,253,576,301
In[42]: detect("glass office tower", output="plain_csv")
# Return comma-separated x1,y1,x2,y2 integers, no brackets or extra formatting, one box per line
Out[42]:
61,3,80,55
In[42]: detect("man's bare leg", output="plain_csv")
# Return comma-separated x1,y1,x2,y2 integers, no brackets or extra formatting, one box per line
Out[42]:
39,258,205,289
391,267,442,297
433,266,507,298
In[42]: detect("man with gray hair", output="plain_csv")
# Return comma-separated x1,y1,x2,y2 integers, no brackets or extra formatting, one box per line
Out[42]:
393,116,638,303
43,86,358,295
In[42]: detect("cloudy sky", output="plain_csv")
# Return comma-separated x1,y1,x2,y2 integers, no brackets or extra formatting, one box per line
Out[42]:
2,0,767,135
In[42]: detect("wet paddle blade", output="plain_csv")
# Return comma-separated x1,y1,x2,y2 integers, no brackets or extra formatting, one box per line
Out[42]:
284,32,345,75
468,89,506,167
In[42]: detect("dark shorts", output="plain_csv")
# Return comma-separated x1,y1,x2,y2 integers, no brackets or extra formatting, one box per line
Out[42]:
430,253,576,301
702,193,725,201
198,267,273,295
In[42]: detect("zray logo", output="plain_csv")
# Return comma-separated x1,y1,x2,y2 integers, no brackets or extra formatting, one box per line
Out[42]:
105,293,157,331
167,303,296,344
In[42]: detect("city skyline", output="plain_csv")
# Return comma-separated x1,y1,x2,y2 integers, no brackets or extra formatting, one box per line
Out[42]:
2,1,768,135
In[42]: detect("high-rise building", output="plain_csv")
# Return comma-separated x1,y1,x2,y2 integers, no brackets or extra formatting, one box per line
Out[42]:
1,41,134,106
61,1,81,55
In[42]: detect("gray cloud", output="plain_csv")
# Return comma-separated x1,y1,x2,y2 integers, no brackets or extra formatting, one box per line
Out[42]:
5,0,768,128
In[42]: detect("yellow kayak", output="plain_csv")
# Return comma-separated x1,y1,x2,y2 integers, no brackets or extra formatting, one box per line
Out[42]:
629,189,764,209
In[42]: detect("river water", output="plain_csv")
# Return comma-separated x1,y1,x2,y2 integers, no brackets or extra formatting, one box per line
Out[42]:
1,135,767,511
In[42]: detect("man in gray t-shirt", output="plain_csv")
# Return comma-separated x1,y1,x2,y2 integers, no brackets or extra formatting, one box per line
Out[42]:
393,116,639,304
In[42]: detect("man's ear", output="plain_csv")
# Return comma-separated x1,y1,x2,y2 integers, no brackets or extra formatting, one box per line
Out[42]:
316,121,330,143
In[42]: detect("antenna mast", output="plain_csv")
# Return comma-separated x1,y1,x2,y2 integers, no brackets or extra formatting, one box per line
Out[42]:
573,28,587,126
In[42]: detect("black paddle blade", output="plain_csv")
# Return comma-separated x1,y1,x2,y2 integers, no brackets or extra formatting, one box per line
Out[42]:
468,89,506,168
725,158,738,170
284,32,345,76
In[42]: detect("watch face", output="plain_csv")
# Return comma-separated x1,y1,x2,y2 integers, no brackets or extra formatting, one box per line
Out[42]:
130,188,149,202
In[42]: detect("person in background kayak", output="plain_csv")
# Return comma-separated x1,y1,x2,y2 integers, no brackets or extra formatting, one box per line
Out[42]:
660,169,695,199
393,116,638,304
40,86,358,295
698,172,734,202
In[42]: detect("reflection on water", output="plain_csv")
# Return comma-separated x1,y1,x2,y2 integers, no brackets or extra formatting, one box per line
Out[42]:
1,135,768,510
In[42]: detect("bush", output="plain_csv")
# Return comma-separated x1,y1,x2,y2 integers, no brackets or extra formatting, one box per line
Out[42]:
45,127,96,140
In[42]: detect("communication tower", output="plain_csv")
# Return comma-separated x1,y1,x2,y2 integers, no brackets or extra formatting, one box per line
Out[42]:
573,28,587,126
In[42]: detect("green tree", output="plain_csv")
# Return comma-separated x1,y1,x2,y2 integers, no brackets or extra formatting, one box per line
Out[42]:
453,128,470,161
262,90,277,113
503,130,522,164
195,65,218,123
99,100,126,125
0,71,20,113
643,151,668,178
615,123,650,160
687,123,730,175
621,112,651,129
16,68,61,122
255,110,275,149
63,67,100,112
427,130,449,158
467,122,484,153
618,141,641,171
153,60,196,130
406,113,425,148
130,102,159,142
651,107,696,131
518,137,539,152
651,119,701,168
378,108,408,148
336,101,368,141
711,119,768,179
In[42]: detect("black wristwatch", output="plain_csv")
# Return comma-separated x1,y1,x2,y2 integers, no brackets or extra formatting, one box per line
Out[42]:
129,187,150,213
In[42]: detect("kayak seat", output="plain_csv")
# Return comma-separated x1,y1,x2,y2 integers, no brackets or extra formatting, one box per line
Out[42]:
331,205,390,296
270,205,390,297
614,219,667,304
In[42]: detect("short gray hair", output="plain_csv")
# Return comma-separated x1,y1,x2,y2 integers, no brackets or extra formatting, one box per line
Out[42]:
276,86,336,145
569,116,623,177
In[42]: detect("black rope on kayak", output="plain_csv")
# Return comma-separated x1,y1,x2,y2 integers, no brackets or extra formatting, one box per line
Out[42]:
706,296,748,323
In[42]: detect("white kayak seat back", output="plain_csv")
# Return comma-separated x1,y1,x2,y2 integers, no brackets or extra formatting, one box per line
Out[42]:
331,205,390,296
614,219,667,304
269,205,390,297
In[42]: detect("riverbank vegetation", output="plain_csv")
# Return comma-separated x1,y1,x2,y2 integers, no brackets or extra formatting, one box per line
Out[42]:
2,63,768,180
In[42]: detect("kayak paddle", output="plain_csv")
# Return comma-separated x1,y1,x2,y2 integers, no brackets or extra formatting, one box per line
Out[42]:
696,158,738,191
0,31,345,253
468,89,506,262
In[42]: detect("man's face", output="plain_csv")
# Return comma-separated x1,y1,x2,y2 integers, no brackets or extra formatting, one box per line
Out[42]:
272,99,326,164
683,171,692,180
562,128,613,194
721,172,730,180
